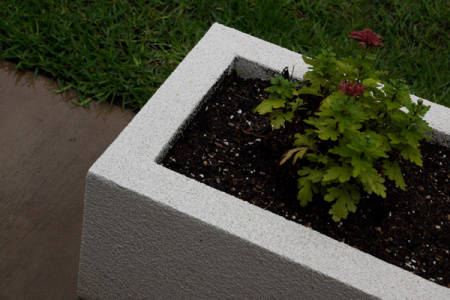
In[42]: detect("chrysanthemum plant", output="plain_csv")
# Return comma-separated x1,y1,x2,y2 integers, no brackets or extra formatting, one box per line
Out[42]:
255,29,432,222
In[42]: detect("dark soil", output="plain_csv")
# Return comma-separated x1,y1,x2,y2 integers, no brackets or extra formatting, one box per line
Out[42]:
161,71,450,288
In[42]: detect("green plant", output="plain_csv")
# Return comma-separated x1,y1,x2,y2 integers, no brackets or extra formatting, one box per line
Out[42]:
255,29,432,222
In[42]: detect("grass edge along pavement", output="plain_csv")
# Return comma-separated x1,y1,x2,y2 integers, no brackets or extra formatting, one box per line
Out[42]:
0,0,448,110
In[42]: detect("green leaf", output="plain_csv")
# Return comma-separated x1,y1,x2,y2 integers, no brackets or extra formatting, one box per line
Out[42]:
351,157,373,177
329,143,355,158
302,55,316,67
297,177,314,207
265,85,293,99
404,128,423,146
269,110,294,129
400,144,423,166
254,98,285,114
297,167,325,183
346,132,388,160
336,116,363,133
359,168,386,197
323,164,352,183
287,97,306,112
375,133,392,152
324,184,360,222
383,160,406,190
336,60,358,76
309,169,326,183
305,153,329,164
387,132,403,144
329,137,375,177
362,78,380,88
388,109,409,124
315,118,340,141
265,76,298,100
293,133,316,147
297,167,314,177
364,146,388,160
293,86,323,97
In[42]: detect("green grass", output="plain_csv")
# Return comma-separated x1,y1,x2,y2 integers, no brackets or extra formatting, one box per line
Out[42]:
0,0,448,109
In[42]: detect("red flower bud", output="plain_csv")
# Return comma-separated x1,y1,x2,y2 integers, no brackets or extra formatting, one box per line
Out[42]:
339,81,366,97
349,29,383,47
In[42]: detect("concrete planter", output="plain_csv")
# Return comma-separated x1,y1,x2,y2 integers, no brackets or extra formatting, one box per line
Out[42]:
78,24,450,299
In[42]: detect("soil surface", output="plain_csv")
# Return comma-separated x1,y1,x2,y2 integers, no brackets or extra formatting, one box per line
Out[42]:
161,71,450,288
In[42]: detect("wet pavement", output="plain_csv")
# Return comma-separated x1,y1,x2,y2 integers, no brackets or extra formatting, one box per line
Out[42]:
0,60,136,299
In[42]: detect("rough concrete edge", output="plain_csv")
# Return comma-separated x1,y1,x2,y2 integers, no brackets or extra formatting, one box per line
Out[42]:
81,23,450,299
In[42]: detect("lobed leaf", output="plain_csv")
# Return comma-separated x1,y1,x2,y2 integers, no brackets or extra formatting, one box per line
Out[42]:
254,98,285,114
297,167,326,183
400,144,423,166
302,55,316,67
336,60,358,77
293,133,316,147
323,164,352,183
325,184,360,222
362,78,381,88
288,97,306,112
297,177,314,207
293,86,323,97
315,118,340,141
359,168,386,197
269,110,294,129
383,160,406,190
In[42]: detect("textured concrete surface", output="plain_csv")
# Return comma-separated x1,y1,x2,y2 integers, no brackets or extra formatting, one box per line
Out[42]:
79,23,450,299
0,60,135,300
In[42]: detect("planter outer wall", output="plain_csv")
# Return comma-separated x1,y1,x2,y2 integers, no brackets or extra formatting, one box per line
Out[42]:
77,23,450,300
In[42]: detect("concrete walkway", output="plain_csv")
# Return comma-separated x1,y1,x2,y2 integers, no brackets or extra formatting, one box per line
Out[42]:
0,60,136,299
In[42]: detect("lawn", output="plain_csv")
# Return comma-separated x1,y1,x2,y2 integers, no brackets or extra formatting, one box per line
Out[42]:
0,0,448,109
